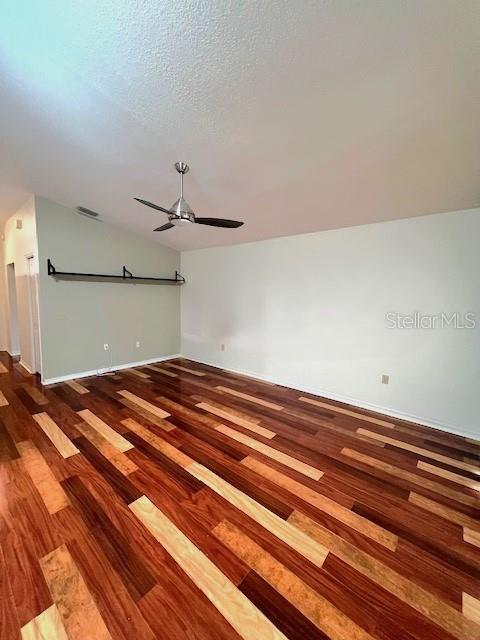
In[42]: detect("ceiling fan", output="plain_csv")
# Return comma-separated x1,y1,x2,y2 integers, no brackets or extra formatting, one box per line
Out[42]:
134,162,244,232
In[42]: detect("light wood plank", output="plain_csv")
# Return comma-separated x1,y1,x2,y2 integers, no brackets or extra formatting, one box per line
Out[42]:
121,418,192,468
17,440,69,514
15,362,31,377
195,398,262,424
129,495,286,640
341,447,478,507
242,456,397,551
77,409,133,453
299,397,395,428
119,398,174,431
197,402,276,439
23,385,49,406
464,528,480,548
117,390,170,419
463,593,480,626
222,370,276,386
33,413,80,458
408,492,480,532
214,520,374,640
75,420,138,475
166,363,206,376
0,390,8,406
0,362,7,374
125,368,151,380
289,510,479,640
144,365,177,377
216,424,323,480
40,544,112,640
357,428,480,475
21,604,69,640
65,380,89,395
216,386,283,411
187,461,328,570
417,460,480,491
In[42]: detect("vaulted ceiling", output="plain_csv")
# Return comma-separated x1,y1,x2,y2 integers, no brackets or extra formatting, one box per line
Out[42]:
1,1,479,250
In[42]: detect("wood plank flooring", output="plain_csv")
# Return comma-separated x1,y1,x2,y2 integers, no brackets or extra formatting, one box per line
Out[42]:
1,352,479,640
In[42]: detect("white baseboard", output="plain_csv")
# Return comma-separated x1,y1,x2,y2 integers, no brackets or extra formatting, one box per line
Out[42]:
19,360,34,374
183,355,479,442
43,354,181,385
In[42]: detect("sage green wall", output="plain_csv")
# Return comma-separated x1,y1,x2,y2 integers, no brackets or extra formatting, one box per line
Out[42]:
36,197,181,382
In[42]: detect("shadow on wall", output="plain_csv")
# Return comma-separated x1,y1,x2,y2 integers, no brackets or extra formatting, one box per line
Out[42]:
181,255,271,377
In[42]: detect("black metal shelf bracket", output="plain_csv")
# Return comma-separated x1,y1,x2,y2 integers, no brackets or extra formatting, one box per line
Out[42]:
47,258,56,276
47,259,185,285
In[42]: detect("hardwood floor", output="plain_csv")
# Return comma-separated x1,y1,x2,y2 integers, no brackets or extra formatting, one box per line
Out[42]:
0,352,479,640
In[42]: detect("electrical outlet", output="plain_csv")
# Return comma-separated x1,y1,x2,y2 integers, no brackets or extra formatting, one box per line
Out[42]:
382,374,389,385
221,343,225,351
104,343,109,351
136,341,141,348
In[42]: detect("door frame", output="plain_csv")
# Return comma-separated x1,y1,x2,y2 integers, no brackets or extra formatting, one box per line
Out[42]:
25,252,42,375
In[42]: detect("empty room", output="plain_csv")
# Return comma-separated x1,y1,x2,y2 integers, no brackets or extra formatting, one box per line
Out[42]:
0,2,479,639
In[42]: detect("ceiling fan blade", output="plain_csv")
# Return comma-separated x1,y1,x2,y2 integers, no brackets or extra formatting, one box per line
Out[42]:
194,217,244,228
153,222,174,232
134,198,171,214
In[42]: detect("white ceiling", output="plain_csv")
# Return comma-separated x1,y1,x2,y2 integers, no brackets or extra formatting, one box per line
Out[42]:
1,1,479,251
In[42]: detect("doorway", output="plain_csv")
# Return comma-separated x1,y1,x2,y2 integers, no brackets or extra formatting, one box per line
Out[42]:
6,262,20,356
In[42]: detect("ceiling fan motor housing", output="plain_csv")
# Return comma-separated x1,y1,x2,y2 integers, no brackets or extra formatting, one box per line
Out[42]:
169,162,194,222
169,196,195,223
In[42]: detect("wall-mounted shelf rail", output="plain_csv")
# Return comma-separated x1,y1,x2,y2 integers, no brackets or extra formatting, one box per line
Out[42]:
47,259,185,285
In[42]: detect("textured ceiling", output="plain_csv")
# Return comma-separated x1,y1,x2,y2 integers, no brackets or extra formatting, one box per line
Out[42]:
1,1,479,250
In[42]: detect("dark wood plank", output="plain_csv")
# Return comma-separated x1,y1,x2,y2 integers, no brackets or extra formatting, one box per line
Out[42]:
73,435,142,504
62,475,156,601
239,570,330,640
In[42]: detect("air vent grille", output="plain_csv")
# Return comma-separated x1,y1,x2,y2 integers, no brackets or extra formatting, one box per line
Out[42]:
76,206,100,218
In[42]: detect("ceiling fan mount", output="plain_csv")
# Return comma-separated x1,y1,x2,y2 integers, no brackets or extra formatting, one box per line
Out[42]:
134,162,244,232
174,161,189,175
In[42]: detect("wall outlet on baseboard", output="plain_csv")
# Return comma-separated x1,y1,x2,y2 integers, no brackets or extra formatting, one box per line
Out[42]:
382,374,389,385
136,341,141,348
104,343,109,351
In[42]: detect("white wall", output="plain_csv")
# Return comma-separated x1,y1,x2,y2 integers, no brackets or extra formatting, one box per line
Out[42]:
0,235,8,351
181,209,480,438
36,197,181,382
2,197,39,370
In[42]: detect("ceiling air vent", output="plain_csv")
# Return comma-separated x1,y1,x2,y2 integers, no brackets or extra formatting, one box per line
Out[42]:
76,206,101,219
